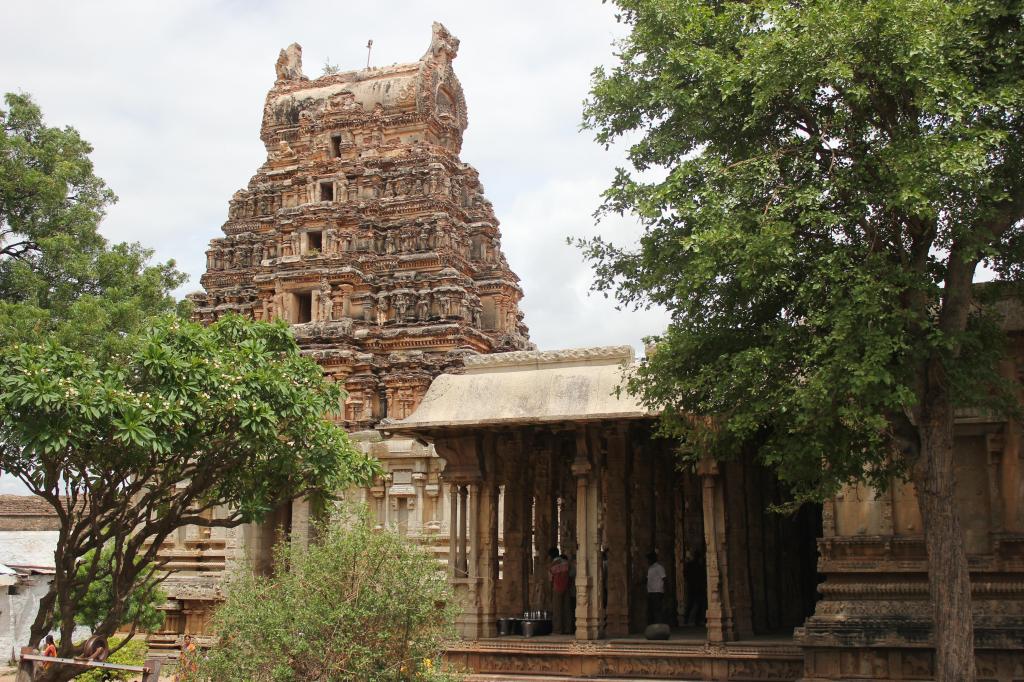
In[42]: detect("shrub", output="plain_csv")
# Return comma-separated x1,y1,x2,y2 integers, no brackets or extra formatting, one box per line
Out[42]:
197,504,461,681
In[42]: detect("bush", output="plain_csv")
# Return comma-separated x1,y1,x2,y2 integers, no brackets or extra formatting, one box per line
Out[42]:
197,504,461,681
76,637,148,682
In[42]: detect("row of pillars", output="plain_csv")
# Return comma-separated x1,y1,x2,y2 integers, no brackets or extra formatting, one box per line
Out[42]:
439,429,736,644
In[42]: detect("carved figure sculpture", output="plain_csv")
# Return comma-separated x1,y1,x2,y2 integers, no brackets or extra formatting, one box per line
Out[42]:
318,280,333,321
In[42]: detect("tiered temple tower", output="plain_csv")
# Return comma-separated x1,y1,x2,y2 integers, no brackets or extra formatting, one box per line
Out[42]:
189,23,530,429
154,24,530,649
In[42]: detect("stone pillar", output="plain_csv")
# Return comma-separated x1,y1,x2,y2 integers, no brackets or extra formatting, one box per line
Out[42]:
724,461,753,637
499,444,528,618
474,482,499,638
604,426,630,636
629,437,653,633
674,466,688,627
530,444,554,612
458,484,469,577
698,456,735,643
573,429,600,640
448,482,458,579
411,472,426,536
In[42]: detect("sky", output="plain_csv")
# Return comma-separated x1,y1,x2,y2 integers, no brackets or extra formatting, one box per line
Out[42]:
0,2,671,493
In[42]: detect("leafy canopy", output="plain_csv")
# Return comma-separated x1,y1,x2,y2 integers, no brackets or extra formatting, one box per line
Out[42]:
581,0,1024,500
0,92,185,358
0,314,381,651
199,505,460,682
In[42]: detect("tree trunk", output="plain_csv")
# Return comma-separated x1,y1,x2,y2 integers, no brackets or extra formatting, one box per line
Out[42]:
912,408,976,681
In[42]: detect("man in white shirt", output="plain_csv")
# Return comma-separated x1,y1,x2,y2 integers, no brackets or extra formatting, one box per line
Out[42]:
646,551,667,625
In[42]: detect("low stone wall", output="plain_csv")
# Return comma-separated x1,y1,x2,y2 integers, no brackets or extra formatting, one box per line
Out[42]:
445,638,803,681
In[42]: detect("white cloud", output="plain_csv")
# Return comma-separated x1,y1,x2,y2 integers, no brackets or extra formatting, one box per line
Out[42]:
1,2,668,343
0,1,672,495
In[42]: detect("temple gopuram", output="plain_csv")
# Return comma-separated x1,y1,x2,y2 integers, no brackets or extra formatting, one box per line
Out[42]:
153,23,530,649
155,21,1024,682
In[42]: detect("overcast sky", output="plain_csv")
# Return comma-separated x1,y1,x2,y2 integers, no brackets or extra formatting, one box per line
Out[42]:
0,2,671,493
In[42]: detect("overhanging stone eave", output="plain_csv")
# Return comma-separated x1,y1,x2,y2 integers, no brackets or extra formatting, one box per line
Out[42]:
380,410,658,438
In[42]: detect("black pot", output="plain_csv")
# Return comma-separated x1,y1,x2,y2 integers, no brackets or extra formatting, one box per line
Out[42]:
496,618,516,636
521,618,553,637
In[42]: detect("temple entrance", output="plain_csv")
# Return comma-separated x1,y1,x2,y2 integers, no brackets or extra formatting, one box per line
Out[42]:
383,345,819,679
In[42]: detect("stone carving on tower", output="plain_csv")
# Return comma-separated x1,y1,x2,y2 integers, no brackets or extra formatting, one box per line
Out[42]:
189,22,531,433
155,23,529,651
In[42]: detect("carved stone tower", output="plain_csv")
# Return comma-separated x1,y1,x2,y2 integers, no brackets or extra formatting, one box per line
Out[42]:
190,23,531,431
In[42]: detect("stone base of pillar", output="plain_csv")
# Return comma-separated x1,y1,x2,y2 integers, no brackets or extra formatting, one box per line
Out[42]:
574,576,600,640
454,578,496,639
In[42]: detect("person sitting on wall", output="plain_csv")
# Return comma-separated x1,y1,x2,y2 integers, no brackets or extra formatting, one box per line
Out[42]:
548,547,572,635
41,635,58,670
646,551,667,625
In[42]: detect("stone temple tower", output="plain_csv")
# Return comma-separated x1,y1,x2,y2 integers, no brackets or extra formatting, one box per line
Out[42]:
155,25,531,647
190,22,531,431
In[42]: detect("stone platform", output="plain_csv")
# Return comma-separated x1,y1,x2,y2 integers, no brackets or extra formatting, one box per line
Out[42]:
446,634,803,681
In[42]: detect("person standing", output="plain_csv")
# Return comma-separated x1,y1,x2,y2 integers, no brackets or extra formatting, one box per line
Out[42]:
548,547,573,635
646,551,666,625
176,634,199,682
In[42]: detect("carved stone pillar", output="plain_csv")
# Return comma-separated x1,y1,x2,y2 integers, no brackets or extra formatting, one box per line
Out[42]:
458,484,469,577
473,481,499,638
447,482,458,579
604,426,630,636
573,429,600,640
530,445,554,612
499,441,528,618
411,471,426,536
698,456,735,643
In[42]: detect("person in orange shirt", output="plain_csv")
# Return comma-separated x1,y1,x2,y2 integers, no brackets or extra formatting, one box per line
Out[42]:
41,635,58,670
175,634,199,682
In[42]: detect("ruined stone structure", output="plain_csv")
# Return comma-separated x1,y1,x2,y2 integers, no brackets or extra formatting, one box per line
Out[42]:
153,23,530,650
388,333,1024,681
189,22,528,424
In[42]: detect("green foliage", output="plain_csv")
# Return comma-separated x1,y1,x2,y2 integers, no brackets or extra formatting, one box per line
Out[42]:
76,637,148,682
69,545,165,633
198,505,461,682
580,0,1024,501
0,314,381,649
322,59,341,76
0,92,185,359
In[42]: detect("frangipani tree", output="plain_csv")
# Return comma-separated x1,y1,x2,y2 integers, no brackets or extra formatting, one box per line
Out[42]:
0,314,380,682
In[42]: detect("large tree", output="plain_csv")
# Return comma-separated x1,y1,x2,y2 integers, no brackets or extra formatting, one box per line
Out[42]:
581,1,1024,679
0,315,380,682
0,92,185,357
